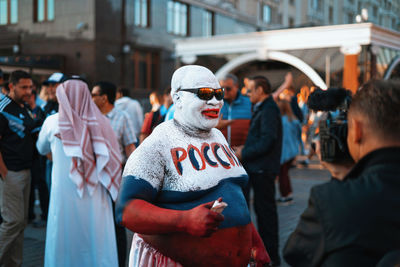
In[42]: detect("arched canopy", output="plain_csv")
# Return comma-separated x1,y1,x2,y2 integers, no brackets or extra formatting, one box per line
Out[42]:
215,51,327,89
175,23,400,88
384,55,400,80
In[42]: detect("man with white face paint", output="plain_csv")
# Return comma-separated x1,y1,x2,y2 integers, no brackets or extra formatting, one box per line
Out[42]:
116,65,270,267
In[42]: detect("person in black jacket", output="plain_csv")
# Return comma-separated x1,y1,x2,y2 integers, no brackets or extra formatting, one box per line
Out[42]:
283,79,400,267
234,75,283,266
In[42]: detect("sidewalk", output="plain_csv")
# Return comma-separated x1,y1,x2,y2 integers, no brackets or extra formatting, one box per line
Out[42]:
277,159,330,266
22,157,330,267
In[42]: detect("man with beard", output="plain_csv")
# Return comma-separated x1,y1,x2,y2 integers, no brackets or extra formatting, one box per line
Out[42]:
0,70,40,266
116,65,270,267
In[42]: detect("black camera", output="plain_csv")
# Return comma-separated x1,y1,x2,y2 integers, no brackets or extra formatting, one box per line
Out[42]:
307,87,353,163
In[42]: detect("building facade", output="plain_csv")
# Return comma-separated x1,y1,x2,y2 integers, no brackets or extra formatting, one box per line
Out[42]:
0,0,265,94
262,0,399,30
0,0,398,95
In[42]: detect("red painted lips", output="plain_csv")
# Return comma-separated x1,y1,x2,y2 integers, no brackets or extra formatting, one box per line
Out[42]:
202,109,220,119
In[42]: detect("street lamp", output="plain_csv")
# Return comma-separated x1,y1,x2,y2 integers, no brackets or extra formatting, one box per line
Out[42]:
356,8,368,23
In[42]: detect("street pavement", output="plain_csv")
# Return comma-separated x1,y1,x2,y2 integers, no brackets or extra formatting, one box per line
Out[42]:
22,156,330,267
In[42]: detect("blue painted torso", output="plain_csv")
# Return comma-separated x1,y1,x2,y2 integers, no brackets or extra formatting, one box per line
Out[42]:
119,120,251,228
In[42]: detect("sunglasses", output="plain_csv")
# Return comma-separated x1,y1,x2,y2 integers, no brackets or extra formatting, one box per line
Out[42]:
178,87,224,101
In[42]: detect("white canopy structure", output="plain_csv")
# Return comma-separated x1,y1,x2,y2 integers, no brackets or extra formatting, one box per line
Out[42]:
175,23,400,89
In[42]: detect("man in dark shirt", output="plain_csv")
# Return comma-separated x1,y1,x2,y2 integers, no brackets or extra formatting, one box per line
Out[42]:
234,75,283,266
284,79,400,266
0,70,39,266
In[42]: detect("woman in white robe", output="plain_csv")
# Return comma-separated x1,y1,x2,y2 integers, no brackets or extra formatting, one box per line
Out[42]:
37,79,122,267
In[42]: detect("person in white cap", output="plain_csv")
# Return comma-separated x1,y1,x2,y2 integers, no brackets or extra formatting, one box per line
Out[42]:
43,72,66,117
116,65,270,267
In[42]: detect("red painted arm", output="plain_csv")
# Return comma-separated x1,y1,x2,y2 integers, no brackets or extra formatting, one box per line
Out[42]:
121,199,224,237
250,223,271,266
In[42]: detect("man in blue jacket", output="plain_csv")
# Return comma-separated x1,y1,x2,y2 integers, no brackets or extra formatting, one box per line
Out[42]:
219,74,252,147
234,75,282,266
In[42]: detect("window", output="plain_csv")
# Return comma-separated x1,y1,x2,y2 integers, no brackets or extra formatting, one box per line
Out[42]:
132,50,159,90
0,0,18,25
372,5,378,18
347,12,353,23
34,0,54,22
262,4,271,23
311,0,323,11
289,17,294,27
134,0,149,27
167,0,189,36
329,6,333,23
202,9,214,36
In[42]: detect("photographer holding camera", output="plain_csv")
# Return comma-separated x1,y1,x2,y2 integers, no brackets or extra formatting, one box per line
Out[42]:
283,79,400,267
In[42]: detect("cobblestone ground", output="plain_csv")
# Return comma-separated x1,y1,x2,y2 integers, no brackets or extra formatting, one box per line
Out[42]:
22,157,330,267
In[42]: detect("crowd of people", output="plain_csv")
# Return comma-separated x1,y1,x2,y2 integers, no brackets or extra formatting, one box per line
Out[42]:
0,65,399,267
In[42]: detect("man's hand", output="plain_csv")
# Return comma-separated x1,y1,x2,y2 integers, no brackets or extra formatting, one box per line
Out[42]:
0,167,7,180
315,140,353,180
233,145,244,161
0,152,8,180
284,72,293,85
216,118,233,129
183,198,224,237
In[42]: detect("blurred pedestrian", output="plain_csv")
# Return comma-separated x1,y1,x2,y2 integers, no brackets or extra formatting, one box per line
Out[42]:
139,89,166,143
27,90,49,227
0,68,4,96
36,82,49,109
277,99,301,204
162,87,175,121
37,79,121,267
159,87,173,117
91,81,137,267
115,88,143,143
234,75,283,266
42,72,66,117
92,82,137,162
0,70,39,266
272,72,293,101
297,85,310,155
219,73,252,146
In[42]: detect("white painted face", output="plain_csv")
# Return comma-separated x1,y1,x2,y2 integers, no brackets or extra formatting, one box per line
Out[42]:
171,65,223,131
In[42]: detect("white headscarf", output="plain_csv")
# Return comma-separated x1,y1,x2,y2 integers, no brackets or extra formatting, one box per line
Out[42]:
57,80,122,200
